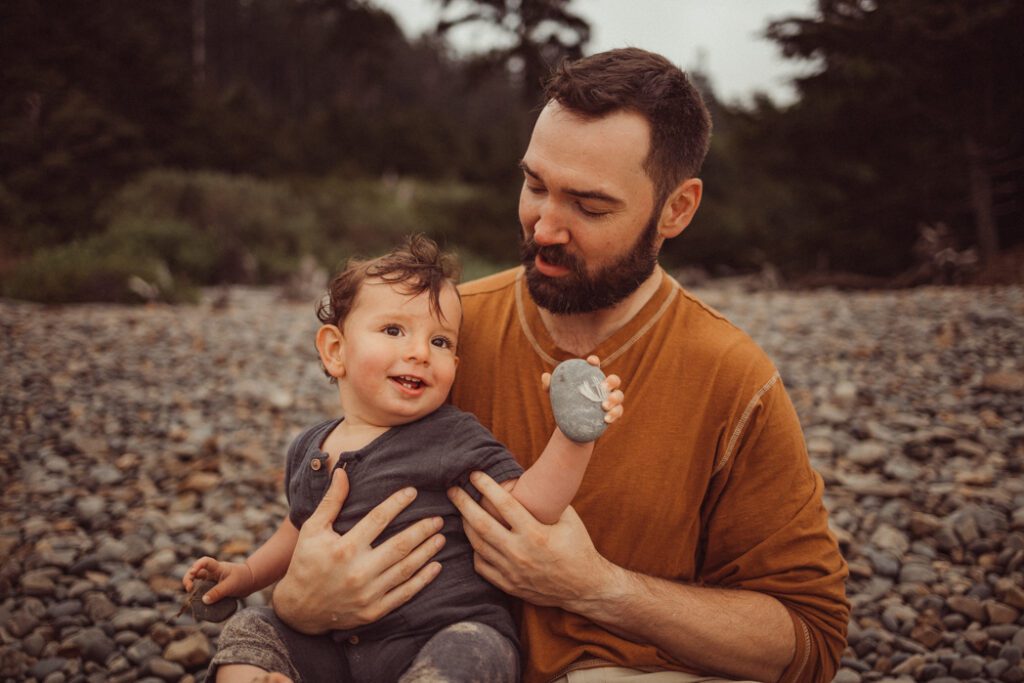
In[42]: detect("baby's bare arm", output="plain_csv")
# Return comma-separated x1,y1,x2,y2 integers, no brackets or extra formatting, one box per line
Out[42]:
492,357,624,524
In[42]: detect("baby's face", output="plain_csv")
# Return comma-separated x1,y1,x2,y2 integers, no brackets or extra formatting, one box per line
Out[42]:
337,279,461,427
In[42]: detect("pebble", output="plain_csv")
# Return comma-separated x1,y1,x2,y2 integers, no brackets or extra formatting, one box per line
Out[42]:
2,284,1022,681
549,359,609,442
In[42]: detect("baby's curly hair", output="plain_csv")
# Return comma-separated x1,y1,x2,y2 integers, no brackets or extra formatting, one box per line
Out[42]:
317,233,461,331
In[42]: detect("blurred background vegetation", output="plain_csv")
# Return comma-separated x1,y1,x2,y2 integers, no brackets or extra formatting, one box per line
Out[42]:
1,0,1021,303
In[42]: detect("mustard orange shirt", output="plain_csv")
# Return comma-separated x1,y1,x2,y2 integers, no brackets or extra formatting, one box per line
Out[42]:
451,267,849,683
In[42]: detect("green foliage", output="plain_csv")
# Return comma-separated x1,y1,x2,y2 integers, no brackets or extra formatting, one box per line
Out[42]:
764,0,1023,270
2,234,197,304
1,168,512,303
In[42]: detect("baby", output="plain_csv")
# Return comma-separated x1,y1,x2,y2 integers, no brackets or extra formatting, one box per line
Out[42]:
183,234,623,683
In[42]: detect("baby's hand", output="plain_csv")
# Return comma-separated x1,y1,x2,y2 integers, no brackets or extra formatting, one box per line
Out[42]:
583,355,624,425
183,556,254,604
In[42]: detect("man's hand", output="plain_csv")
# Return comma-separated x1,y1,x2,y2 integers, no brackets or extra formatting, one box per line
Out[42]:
273,468,446,634
447,470,612,610
450,471,796,682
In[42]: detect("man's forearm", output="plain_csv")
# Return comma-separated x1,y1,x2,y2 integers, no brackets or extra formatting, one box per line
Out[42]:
570,560,795,682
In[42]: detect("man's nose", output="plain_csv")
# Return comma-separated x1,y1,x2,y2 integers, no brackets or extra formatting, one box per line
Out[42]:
532,201,570,246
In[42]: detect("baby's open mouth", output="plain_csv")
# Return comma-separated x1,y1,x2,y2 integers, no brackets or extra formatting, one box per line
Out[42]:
392,375,425,390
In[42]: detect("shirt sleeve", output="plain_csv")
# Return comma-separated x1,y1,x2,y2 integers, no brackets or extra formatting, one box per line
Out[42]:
698,374,850,683
439,410,525,500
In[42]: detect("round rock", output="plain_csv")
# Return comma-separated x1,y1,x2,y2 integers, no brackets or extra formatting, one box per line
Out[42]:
181,579,239,622
549,359,608,443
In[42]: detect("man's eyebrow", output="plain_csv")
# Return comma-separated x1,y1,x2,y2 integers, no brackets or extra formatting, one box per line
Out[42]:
518,159,624,206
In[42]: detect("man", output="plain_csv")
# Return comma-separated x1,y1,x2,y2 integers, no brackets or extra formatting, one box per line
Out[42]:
272,48,848,682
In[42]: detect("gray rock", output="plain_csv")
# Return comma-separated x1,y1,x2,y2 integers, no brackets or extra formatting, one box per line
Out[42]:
125,637,162,665
949,655,985,678
30,658,67,679
833,668,862,683
549,359,609,443
21,569,57,596
114,579,157,606
163,632,212,667
899,562,938,584
848,440,890,467
109,607,162,632
63,627,116,664
145,657,186,682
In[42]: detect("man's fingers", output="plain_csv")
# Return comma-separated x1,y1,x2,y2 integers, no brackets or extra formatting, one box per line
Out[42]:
604,374,621,391
347,486,419,546
449,474,531,538
470,471,537,529
376,561,443,618
306,468,351,529
375,517,445,583
586,355,601,366
541,372,551,391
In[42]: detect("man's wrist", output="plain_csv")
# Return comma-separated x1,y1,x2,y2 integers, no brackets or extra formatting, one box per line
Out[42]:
272,574,326,635
564,555,631,617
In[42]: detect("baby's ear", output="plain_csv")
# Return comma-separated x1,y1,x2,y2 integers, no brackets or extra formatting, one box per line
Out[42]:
315,325,346,378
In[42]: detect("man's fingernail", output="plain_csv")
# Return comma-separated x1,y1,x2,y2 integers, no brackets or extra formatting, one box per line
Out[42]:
402,487,416,500
469,471,481,483
202,596,210,604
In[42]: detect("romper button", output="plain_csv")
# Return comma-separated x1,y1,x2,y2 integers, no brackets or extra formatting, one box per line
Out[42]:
310,459,322,471
348,635,359,645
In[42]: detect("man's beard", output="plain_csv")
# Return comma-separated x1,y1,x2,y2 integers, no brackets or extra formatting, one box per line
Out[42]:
520,211,660,315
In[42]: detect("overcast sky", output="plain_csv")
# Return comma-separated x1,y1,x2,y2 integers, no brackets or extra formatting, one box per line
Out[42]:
370,0,820,105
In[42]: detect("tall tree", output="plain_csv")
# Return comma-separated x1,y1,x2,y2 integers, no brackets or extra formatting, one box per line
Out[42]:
767,0,1024,266
434,0,590,104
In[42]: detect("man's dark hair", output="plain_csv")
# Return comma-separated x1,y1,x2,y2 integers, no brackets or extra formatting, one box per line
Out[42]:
543,47,712,206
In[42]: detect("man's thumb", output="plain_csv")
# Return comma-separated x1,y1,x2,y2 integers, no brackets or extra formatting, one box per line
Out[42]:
309,467,350,526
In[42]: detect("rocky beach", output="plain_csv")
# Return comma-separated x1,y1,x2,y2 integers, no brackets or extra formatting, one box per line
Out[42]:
2,282,1023,683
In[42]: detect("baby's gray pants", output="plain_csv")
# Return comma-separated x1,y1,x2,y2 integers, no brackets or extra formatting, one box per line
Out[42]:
207,606,519,683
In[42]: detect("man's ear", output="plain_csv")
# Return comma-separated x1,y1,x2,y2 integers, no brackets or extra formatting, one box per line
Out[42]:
315,325,346,379
657,178,703,240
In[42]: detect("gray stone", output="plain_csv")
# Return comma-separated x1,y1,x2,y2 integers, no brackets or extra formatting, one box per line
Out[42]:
21,569,57,596
949,655,984,678
30,657,67,679
833,668,862,683
145,657,186,681
109,607,162,632
114,579,157,606
64,627,116,664
125,637,162,665
899,562,937,584
4,608,40,637
848,441,890,467
549,359,609,443
163,632,212,668
83,592,117,622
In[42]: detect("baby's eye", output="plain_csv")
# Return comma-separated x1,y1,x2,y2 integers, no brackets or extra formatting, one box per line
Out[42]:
383,325,402,336
431,336,453,349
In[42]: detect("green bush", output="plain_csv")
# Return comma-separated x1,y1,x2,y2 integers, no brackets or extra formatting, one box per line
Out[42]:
101,169,319,282
2,168,513,303
2,234,197,304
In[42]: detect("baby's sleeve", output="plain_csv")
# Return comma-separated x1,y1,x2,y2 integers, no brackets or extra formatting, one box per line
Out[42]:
440,410,524,500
